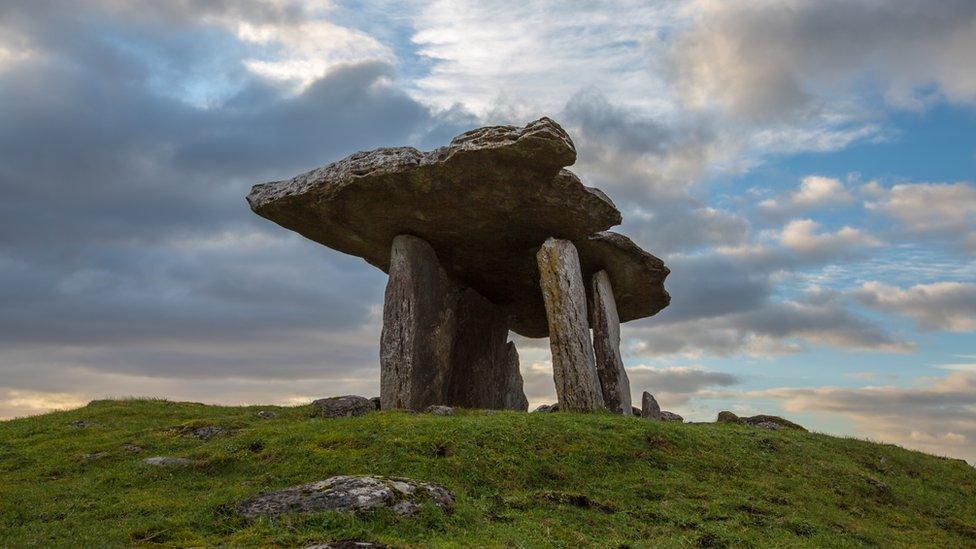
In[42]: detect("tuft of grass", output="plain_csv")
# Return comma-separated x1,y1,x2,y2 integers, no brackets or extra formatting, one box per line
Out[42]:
0,399,973,547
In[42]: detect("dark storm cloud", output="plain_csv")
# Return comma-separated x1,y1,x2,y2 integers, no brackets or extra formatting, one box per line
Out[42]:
0,0,472,381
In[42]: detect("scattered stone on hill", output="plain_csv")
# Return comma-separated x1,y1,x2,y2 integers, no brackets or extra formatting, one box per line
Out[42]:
370,397,381,410
305,542,387,549
425,405,454,416
754,421,781,430
538,238,604,412
590,269,631,415
69,420,89,428
717,411,740,423
142,456,191,467
80,451,109,461
660,411,683,422
641,392,661,420
312,396,376,418
716,411,806,431
121,443,142,452
257,410,276,419
188,426,229,440
236,475,454,519
533,403,559,413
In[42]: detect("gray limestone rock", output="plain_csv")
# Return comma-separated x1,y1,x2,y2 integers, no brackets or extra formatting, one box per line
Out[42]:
660,411,683,422
143,456,191,467
380,234,459,411
424,405,454,416
537,238,604,412
533,404,559,413
641,392,661,420
590,270,631,414
247,118,623,338
236,475,454,519
257,410,277,419
312,396,376,419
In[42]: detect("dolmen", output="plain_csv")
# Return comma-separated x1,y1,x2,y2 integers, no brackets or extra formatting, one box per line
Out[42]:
247,118,670,414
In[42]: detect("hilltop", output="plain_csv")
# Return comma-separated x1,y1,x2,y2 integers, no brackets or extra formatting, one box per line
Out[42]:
1,399,974,547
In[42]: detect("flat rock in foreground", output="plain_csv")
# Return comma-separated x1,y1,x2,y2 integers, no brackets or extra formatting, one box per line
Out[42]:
236,475,454,519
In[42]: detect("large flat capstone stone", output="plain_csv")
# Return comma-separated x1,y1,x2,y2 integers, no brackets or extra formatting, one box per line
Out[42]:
248,118,645,337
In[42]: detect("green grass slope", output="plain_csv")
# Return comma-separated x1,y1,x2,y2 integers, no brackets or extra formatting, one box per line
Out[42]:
1,399,974,547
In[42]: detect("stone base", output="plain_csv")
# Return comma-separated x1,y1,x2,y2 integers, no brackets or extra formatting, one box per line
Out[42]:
380,235,528,411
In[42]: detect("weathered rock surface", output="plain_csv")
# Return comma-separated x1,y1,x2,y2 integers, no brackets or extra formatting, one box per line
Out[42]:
70,420,89,428
305,542,387,549
81,451,109,461
248,118,626,338
660,411,684,422
236,475,453,519
380,235,458,411
312,396,377,419
143,456,191,467
754,421,781,430
380,236,528,411
716,411,806,431
187,426,229,440
121,443,142,453
590,270,631,414
576,232,670,327
370,397,381,411
538,238,604,412
257,410,276,419
446,289,527,411
424,405,454,416
641,392,661,420
533,404,559,413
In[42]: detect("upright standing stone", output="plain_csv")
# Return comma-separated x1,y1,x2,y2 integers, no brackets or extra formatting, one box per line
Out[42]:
537,238,605,412
380,235,458,410
641,391,661,420
591,270,632,414
446,288,528,410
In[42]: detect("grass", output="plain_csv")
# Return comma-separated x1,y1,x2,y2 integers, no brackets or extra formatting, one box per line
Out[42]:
1,399,974,547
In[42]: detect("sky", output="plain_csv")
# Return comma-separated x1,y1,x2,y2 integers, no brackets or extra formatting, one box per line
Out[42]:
1,0,974,462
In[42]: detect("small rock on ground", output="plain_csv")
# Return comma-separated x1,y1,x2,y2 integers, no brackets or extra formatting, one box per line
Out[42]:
754,421,781,430
143,456,192,467
236,475,453,519
305,542,387,549
187,426,228,440
641,392,661,420
424,405,453,416
81,452,109,461
311,396,376,419
257,410,276,419
660,411,683,422
121,443,142,452
532,403,559,413
69,420,90,428
716,411,806,431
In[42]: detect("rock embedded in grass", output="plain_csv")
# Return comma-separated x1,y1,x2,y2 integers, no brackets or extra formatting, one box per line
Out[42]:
532,403,559,413
716,411,806,431
641,392,661,420
305,541,388,549
236,475,454,519
142,456,191,467
660,411,683,422
312,396,377,418
257,410,276,419
188,426,229,440
425,405,454,416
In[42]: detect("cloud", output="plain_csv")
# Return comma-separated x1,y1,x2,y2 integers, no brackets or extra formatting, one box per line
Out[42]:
865,181,976,253
778,219,881,256
671,0,976,119
725,371,976,462
626,295,911,359
759,175,855,215
853,281,976,332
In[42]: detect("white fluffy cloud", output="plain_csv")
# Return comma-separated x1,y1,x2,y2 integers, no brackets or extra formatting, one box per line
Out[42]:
726,371,976,462
865,181,976,252
778,219,880,256
853,281,976,332
760,175,854,215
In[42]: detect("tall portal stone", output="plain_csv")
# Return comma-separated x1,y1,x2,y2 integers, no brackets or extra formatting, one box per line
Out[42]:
380,235,459,410
447,288,528,410
591,270,631,414
537,238,604,412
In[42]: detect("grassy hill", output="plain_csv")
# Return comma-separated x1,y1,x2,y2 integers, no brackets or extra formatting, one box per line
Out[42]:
1,399,974,547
